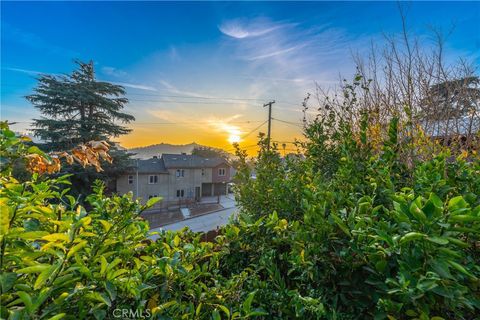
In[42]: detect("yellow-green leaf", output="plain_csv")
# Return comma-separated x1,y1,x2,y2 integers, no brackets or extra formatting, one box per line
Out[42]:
0,204,10,236
173,235,181,247
99,220,112,232
34,264,58,290
18,264,51,274
67,240,87,258
42,233,69,242
18,231,50,240
47,313,66,320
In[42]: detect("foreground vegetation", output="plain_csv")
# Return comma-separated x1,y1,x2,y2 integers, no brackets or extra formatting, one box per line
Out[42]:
2,82,480,320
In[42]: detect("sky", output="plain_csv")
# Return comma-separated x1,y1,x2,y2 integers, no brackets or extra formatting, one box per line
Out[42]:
1,1,479,154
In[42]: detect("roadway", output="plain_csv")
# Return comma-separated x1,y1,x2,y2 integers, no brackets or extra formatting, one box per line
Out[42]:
149,195,238,239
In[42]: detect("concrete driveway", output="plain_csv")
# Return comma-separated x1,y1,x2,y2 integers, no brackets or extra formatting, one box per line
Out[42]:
149,195,238,238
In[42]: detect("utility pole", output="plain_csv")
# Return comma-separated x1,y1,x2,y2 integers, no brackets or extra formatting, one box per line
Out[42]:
263,100,275,151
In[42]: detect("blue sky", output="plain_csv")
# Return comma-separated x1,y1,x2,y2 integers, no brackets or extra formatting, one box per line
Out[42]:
1,1,479,150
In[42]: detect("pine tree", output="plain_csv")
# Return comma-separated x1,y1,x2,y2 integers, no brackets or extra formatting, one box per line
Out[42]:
26,60,135,196
27,60,134,150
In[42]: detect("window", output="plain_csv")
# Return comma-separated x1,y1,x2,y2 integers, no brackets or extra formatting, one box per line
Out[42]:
218,168,226,176
128,175,134,184
176,169,185,177
148,194,158,199
176,189,185,198
148,175,158,184
201,168,205,176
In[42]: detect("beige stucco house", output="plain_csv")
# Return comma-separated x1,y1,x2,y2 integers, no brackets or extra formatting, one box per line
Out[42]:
116,153,232,210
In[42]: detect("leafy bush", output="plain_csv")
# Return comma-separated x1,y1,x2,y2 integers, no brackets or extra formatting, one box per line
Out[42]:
230,79,480,319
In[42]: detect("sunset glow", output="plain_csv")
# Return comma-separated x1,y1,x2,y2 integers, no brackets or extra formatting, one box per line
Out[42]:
228,134,241,144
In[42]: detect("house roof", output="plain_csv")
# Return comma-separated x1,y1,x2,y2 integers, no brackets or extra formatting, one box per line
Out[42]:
162,153,226,168
128,157,168,174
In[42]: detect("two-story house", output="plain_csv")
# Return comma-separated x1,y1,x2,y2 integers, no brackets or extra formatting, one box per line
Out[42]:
116,153,232,210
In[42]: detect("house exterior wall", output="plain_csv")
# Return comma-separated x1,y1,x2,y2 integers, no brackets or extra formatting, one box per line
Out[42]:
116,160,232,210
212,163,230,183
116,173,169,208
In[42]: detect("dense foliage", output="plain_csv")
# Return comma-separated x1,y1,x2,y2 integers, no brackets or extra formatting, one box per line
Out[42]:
2,75,480,319
25,60,135,196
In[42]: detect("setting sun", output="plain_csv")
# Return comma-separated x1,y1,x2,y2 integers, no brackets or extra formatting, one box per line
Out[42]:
228,134,241,144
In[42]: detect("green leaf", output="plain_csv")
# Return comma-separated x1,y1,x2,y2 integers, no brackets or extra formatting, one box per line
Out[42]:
42,233,69,242
430,259,452,279
330,212,351,237
85,292,111,307
449,215,480,223
446,237,469,248
0,204,10,236
17,264,51,274
18,231,50,240
409,200,427,222
399,232,425,244
100,256,108,276
34,263,59,290
243,291,257,314
212,309,221,320
196,303,203,316
0,272,17,293
447,260,477,280
47,314,66,320
67,240,87,258
17,291,33,313
99,220,112,232
247,310,269,317
448,196,467,211
146,196,161,208
405,310,417,317
173,235,181,247
427,236,449,245
217,305,230,318
105,281,117,301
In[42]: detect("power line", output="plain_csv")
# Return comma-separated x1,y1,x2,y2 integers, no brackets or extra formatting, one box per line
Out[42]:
272,140,299,144
125,93,268,102
6,120,266,125
1,83,303,106
225,144,259,152
272,118,304,127
241,120,268,139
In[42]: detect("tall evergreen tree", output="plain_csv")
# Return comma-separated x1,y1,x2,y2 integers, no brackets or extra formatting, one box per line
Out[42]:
26,60,135,196
27,60,134,150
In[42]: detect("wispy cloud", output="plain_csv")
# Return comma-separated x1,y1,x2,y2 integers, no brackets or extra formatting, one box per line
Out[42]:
101,66,128,78
112,81,158,92
217,17,376,107
159,80,216,98
219,19,289,39
246,44,305,61
147,109,179,122
3,67,58,76
4,66,158,92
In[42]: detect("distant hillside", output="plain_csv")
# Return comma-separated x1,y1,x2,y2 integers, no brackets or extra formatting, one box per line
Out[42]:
127,142,204,159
